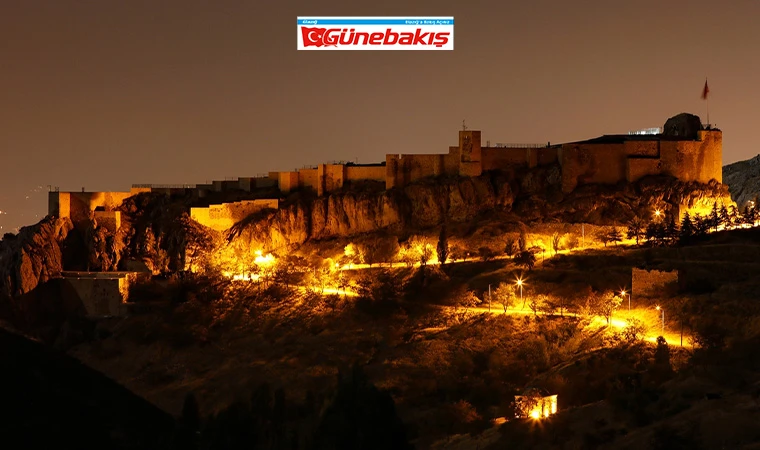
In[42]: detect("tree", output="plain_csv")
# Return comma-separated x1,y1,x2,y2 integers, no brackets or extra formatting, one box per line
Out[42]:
518,229,528,252
312,365,413,450
719,204,730,229
514,251,536,270
652,336,674,380
728,205,740,227
551,232,562,255
597,230,611,247
645,222,666,246
548,294,574,317
494,282,516,313
592,291,622,325
478,246,496,262
622,318,647,342
679,212,695,244
420,243,433,266
709,201,720,232
504,238,517,257
606,228,623,246
664,216,680,245
693,214,709,238
436,224,449,265
360,236,399,267
528,295,550,317
626,216,646,245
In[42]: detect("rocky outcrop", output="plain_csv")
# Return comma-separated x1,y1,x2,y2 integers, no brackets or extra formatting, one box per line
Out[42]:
118,193,218,274
227,173,515,251
724,154,760,208
0,216,73,298
662,112,704,138
513,175,734,224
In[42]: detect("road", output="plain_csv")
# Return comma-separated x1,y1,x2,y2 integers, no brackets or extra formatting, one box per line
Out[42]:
447,304,687,346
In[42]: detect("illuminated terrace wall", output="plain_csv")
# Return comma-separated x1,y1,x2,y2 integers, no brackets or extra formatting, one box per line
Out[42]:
190,199,279,231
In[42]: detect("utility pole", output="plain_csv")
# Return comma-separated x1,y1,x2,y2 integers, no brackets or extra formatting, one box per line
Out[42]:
582,224,585,247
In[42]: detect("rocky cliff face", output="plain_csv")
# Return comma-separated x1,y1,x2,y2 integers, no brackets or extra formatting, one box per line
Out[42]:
227,173,515,251
724,154,760,208
0,217,73,298
513,175,734,224
118,193,218,274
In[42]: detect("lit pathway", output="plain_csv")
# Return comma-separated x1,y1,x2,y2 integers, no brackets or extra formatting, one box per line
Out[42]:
439,304,687,346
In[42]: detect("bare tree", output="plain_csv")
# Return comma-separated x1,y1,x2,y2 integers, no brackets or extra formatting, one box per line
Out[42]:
591,291,623,325
626,217,646,245
551,232,563,256
494,282,516,313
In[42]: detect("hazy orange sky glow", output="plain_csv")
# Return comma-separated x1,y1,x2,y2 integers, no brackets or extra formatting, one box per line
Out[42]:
2,0,759,231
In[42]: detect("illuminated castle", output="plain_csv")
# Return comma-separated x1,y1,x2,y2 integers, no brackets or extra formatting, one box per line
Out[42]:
48,113,723,232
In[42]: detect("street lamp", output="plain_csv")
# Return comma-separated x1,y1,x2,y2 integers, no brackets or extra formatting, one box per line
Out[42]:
655,305,664,335
620,289,631,311
516,277,525,309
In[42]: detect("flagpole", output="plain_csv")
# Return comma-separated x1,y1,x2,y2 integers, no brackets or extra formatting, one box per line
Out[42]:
704,77,710,127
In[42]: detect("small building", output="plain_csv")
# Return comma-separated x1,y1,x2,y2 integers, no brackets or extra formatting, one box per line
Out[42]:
61,271,149,318
514,388,558,420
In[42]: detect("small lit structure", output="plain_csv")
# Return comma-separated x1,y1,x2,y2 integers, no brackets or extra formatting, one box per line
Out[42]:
514,388,558,420
628,127,662,135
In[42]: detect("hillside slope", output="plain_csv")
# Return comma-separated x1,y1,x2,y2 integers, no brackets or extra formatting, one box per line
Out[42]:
724,154,760,207
0,327,175,449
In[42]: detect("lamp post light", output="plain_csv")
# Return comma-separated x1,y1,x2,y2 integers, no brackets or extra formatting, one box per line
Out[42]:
621,289,631,311
516,277,525,309
655,305,664,335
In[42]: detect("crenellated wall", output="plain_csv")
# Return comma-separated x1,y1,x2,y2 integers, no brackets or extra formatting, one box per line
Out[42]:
48,115,722,214
559,130,723,193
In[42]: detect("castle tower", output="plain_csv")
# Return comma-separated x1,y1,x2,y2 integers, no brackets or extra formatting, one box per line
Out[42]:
459,130,482,162
458,130,483,177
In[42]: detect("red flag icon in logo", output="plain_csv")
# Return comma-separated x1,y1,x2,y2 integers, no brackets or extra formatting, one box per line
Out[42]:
301,27,336,47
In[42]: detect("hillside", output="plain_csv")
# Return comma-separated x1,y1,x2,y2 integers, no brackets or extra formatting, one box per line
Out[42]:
62,225,760,449
0,326,175,449
724,154,760,207
0,171,756,449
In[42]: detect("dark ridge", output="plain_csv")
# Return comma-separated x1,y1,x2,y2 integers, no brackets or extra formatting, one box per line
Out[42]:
0,327,175,449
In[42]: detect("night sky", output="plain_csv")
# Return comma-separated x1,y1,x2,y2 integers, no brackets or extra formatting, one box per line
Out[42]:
2,0,759,233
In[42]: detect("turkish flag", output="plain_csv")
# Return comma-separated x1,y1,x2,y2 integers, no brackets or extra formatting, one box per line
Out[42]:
701,79,710,100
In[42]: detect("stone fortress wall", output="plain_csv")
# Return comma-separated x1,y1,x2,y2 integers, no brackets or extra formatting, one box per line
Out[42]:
190,199,279,231
48,113,724,232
